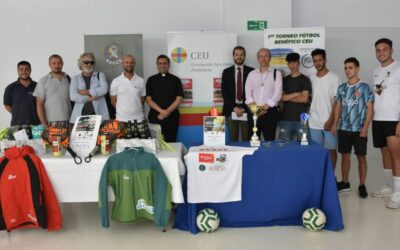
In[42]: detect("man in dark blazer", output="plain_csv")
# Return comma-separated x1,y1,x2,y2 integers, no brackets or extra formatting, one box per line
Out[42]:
221,46,254,141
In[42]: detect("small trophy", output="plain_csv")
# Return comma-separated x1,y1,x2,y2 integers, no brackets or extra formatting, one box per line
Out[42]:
249,104,262,147
300,113,309,146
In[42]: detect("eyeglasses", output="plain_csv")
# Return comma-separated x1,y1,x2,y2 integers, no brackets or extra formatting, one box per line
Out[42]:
83,61,95,65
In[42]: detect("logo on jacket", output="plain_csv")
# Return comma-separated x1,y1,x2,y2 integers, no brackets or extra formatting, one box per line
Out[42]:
27,213,37,222
123,174,130,180
8,174,16,180
136,199,154,214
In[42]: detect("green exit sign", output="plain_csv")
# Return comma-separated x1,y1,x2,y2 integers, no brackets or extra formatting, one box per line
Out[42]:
247,20,268,31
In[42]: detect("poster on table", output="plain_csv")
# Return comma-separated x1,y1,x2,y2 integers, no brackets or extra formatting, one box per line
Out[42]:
167,32,237,108
203,116,226,146
264,27,325,77
70,115,102,157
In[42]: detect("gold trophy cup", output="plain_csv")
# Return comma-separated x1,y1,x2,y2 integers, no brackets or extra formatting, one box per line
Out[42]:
249,104,261,147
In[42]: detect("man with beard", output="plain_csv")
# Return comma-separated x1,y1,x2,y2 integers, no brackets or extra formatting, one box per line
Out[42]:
221,46,254,141
370,38,400,209
4,61,40,126
110,54,145,123
145,55,183,142
69,52,110,124
309,49,341,171
34,54,72,126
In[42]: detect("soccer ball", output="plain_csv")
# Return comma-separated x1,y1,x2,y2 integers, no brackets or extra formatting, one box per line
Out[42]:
196,208,220,233
302,207,326,231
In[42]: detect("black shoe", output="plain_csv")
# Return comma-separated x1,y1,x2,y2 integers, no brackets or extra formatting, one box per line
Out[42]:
358,184,368,199
337,182,351,193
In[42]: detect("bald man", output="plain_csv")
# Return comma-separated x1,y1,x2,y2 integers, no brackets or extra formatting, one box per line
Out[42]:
110,54,146,122
245,48,283,141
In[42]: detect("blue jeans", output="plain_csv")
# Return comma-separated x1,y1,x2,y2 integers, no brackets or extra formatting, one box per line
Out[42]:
278,121,306,140
309,128,337,150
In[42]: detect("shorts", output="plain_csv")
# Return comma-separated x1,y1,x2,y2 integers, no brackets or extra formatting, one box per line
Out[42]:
372,121,398,148
338,130,367,156
309,128,337,150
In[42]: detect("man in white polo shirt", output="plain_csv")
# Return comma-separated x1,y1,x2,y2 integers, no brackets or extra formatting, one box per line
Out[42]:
110,54,145,122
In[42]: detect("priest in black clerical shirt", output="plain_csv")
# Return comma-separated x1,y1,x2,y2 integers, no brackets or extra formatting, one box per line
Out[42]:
145,55,184,142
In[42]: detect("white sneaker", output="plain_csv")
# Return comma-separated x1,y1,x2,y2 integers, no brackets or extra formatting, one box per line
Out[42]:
387,192,400,209
371,185,392,198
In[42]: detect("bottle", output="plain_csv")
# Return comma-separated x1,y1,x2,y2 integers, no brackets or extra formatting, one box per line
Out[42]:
143,120,152,139
125,121,133,139
133,120,139,138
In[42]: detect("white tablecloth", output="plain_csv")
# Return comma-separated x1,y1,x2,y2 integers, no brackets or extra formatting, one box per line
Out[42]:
41,143,186,203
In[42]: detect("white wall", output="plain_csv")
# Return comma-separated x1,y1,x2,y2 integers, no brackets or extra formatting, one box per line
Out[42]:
292,0,400,188
0,0,291,128
292,0,400,28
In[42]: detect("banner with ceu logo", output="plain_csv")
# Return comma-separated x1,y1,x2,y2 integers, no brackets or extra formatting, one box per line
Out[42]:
167,32,236,147
167,32,237,109
264,27,325,77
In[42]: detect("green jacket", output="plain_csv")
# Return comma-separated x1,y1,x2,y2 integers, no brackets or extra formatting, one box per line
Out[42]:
99,147,171,227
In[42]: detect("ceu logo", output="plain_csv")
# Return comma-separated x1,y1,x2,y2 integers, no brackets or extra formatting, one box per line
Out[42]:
301,54,313,68
171,47,188,63
103,42,124,65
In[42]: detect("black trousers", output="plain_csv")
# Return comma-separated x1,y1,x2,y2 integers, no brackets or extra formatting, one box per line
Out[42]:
248,107,279,141
149,110,180,142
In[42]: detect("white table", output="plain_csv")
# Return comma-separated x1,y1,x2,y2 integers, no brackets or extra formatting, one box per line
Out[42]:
41,143,186,203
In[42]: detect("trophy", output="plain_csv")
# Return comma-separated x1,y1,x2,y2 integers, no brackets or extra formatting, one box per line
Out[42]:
300,113,310,146
249,104,262,147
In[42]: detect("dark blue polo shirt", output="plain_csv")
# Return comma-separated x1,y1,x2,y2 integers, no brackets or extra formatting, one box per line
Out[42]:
3,79,40,126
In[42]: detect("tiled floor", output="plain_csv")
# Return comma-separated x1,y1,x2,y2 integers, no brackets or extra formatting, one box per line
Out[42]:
2,154,400,250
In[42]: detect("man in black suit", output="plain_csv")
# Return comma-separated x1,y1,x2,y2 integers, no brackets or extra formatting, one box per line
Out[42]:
221,46,254,141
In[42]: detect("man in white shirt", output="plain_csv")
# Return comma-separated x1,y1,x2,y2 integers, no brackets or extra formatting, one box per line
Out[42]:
110,54,145,122
309,49,340,170
370,38,400,209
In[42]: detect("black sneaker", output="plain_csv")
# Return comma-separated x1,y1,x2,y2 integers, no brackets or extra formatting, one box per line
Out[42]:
358,184,368,199
337,182,351,193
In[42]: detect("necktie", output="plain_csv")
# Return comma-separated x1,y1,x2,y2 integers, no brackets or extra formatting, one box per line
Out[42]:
237,67,242,102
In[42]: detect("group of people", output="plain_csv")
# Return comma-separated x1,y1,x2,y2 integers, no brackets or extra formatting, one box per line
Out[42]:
3,38,400,208
3,53,183,142
221,38,400,207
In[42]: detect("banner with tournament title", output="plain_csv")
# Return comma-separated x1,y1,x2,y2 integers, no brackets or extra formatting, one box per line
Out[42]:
167,32,236,146
264,27,325,77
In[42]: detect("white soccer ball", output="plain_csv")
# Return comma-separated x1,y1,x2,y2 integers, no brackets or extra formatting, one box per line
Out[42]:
196,208,220,233
302,207,326,231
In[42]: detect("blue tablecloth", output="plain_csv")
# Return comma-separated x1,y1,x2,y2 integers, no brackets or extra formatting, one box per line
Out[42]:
174,141,344,233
